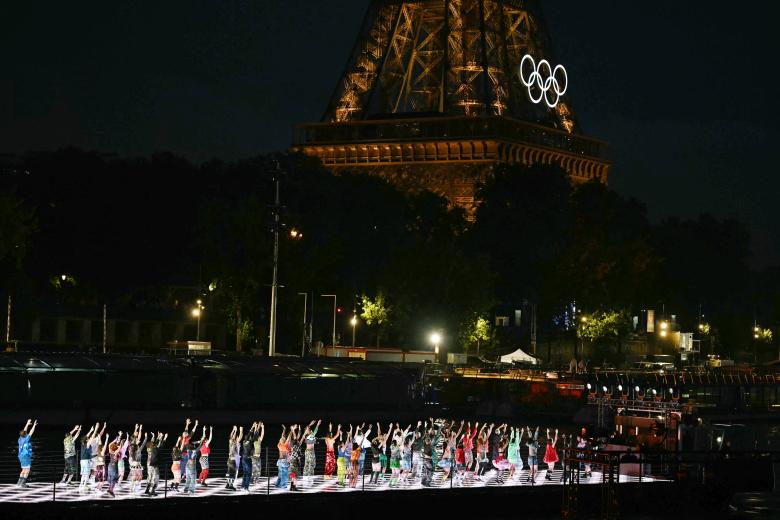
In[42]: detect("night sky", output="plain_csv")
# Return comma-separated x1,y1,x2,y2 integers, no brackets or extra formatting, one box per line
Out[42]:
1,1,777,266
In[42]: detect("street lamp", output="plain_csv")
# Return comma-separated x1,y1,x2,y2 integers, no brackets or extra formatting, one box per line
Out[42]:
350,315,357,348
192,299,204,341
578,315,588,358
429,332,442,362
321,295,337,348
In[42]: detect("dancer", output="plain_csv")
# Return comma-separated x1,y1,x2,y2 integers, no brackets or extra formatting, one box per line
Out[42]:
336,427,348,487
17,419,37,487
93,433,109,492
106,433,125,497
60,424,81,485
378,422,392,480
144,431,168,496
369,437,382,485
354,422,372,478
492,430,511,484
410,421,423,480
349,427,362,487
475,423,493,481
251,422,264,485
324,423,340,479
226,425,242,491
240,423,258,491
438,420,462,482
127,425,144,494
275,425,291,489
179,418,197,484
577,434,591,478
170,436,182,491
302,419,321,485
78,425,96,490
461,421,477,481
184,429,204,494
88,422,106,487
289,424,306,491
198,425,213,486
117,425,137,487
401,436,413,484
543,428,559,481
388,437,401,487
429,419,443,469
507,426,522,481
526,425,540,484
420,434,434,487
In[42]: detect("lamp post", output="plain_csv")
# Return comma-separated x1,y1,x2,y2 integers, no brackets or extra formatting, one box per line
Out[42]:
192,299,204,341
298,292,308,357
578,316,587,359
268,176,281,357
430,332,442,364
321,295,337,348
350,315,357,348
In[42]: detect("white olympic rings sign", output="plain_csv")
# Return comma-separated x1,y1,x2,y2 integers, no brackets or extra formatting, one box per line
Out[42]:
519,54,568,109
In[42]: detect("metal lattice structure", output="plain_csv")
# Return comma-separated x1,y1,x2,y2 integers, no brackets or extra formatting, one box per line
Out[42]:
293,0,609,216
324,0,575,131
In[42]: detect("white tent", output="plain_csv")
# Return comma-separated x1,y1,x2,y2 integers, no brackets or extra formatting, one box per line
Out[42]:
499,348,540,365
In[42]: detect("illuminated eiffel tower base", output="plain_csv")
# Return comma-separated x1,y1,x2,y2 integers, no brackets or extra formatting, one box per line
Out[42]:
293,0,609,217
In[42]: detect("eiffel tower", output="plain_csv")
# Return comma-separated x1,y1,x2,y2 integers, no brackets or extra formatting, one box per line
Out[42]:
292,0,609,217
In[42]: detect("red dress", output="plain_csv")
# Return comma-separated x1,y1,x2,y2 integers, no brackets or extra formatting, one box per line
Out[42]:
543,443,558,465
325,448,336,476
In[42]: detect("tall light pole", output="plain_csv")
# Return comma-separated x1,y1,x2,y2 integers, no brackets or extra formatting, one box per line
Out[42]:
298,292,308,357
268,176,281,357
5,294,11,348
350,315,357,348
321,294,337,348
430,332,442,363
192,299,204,341
102,304,107,354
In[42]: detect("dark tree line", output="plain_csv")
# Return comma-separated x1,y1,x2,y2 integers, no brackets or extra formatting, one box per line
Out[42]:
0,148,776,360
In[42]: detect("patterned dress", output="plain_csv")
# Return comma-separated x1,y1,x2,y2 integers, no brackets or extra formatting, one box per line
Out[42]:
289,443,301,478
303,430,317,477
325,440,336,477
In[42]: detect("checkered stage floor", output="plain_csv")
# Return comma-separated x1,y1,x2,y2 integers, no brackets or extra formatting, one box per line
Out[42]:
0,468,665,504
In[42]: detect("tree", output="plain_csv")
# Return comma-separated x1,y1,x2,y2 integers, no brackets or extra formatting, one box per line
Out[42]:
558,181,659,311
461,315,491,355
577,310,632,357
360,293,390,347
0,192,36,269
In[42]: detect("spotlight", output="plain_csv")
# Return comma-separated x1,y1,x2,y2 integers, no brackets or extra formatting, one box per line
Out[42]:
586,383,592,390
652,389,657,395
602,386,608,393
618,384,623,392
635,386,640,393
669,388,674,394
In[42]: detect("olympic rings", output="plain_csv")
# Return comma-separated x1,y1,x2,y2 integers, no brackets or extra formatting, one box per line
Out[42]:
519,54,568,109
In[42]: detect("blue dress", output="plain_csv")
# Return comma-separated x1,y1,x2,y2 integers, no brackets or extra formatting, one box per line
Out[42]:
18,435,32,468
